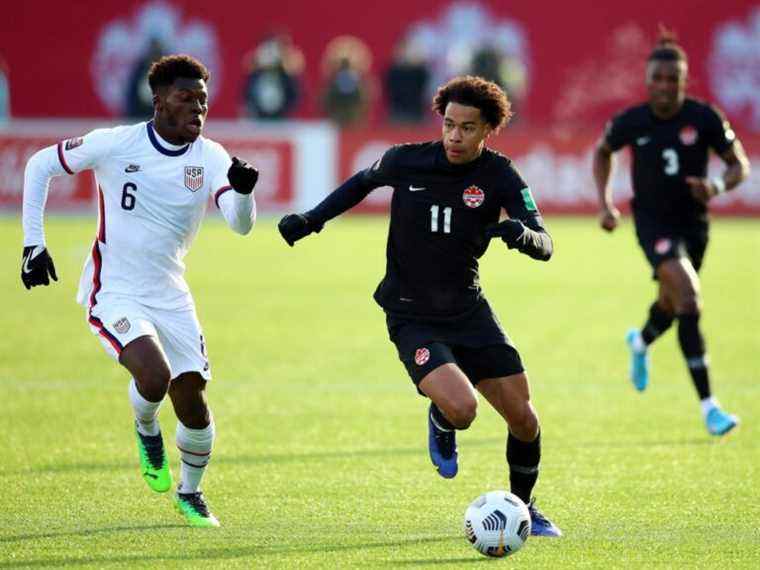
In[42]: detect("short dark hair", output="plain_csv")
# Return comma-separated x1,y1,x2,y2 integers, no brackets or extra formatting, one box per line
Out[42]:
148,54,210,94
648,26,687,64
432,75,512,132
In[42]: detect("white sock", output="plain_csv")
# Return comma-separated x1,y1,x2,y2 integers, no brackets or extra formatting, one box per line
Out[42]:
129,378,162,436
630,330,646,353
176,419,215,494
700,396,719,419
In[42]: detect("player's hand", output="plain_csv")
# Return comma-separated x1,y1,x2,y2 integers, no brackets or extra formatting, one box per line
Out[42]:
278,213,324,247
599,205,620,232
485,219,524,248
227,156,259,195
685,176,716,204
21,245,58,290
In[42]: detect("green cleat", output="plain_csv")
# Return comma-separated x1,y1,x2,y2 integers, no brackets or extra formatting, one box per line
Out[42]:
174,491,220,528
134,423,172,493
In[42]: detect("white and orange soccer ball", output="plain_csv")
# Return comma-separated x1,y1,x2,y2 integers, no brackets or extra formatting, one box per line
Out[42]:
463,491,531,558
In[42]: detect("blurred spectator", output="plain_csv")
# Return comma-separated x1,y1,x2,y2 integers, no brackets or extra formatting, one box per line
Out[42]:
242,32,304,120
320,36,374,127
125,38,165,119
0,56,9,122
470,45,526,119
385,39,430,124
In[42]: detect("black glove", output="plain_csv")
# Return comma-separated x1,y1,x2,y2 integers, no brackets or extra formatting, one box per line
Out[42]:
485,219,525,248
278,213,324,247
21,245,58,290
227,156,259,194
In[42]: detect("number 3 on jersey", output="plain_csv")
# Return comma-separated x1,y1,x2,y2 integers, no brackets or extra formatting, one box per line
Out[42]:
662,148,679,176
430,205,452,233
121,182,137,210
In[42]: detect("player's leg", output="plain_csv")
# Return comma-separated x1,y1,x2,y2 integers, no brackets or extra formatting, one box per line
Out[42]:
658,252,738,436
475,370,561,537
87,297,173,493
626,230,681,391
155,306,219,526
119,336,174,493
168,372,219,527
417,350,478,480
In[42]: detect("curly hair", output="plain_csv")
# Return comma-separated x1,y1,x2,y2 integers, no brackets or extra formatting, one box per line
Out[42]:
648,25,688,63
148,54,210,93
432,75,512,132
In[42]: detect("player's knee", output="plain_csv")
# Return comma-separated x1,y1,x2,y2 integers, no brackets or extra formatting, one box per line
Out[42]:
676,290,701,315
448,398,478,429
134,367,171,401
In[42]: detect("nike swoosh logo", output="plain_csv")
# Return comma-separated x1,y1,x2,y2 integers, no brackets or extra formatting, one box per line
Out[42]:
409,185,427,192
22,246,42,274
125,164,141,172
22,252,34,274
636,136,651,146
143,471,158,479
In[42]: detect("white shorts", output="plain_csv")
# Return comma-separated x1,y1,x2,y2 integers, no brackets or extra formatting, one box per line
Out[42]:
87,294,211,380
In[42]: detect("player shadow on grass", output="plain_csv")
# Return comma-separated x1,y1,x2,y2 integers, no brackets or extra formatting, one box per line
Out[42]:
0,534,465,567
12,437,504,475
0,523,186,546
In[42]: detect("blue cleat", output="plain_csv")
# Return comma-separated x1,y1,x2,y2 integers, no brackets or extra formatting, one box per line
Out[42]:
705,407,739,437
626,328,649,392
527,498,562,537
427,404,458,479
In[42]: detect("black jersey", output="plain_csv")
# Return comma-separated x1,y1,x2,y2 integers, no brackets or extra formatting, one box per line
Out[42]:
360,141,548,320
604,98,736,225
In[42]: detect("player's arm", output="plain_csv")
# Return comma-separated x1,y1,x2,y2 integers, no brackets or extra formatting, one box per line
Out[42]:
686,106,751,203
487,167,553,261
593,138,620,232
278,149,396,246
215,156,258,235
685,142,750,204
21,132,110,289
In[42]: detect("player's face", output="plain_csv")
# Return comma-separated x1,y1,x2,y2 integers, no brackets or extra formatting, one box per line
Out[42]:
154,77,209,144
442,102,492,164
646,60,687,117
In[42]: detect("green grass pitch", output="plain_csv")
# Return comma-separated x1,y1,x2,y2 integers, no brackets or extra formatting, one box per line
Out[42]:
1,215,759,568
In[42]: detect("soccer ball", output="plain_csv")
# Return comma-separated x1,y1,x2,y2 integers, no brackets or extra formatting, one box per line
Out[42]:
463,491,531,558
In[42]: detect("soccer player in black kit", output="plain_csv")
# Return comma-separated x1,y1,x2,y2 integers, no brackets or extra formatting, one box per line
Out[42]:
279,76,561,536
593,32,750,436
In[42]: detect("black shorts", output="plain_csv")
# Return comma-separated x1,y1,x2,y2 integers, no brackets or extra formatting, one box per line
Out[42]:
634,217,709,278
386,300,525,394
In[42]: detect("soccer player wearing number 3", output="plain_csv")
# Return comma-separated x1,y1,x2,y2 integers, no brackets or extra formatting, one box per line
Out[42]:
279,76,561,536
21,55,259,527
593,32,750,436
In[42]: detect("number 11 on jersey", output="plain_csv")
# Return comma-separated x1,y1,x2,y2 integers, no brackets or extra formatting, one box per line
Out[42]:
430,205,452,233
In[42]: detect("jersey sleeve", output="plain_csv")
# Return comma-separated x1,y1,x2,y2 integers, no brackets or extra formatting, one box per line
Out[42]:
361,145,403,187
56,128,117,174
207,142,256,235
702,104,736,155
603,112,633,152
499,162,544,223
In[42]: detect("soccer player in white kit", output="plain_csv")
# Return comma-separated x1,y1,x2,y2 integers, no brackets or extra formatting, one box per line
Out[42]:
20,55,259,527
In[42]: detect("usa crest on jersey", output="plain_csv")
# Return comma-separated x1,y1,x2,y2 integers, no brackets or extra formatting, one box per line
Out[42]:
184,166,204,192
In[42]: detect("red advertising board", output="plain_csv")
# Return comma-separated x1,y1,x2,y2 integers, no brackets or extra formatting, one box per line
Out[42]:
339,127,760,215
0,127,294,211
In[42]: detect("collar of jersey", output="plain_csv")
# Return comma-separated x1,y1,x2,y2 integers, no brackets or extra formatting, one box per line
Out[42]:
146,121,190,157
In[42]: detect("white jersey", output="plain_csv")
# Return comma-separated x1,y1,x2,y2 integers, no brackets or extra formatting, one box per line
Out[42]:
22,121,255,311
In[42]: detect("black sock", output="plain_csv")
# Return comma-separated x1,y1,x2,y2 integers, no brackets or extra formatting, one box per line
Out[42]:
507,431,540,504
641,302,674,345
677,313,711,400
430,403,455,431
